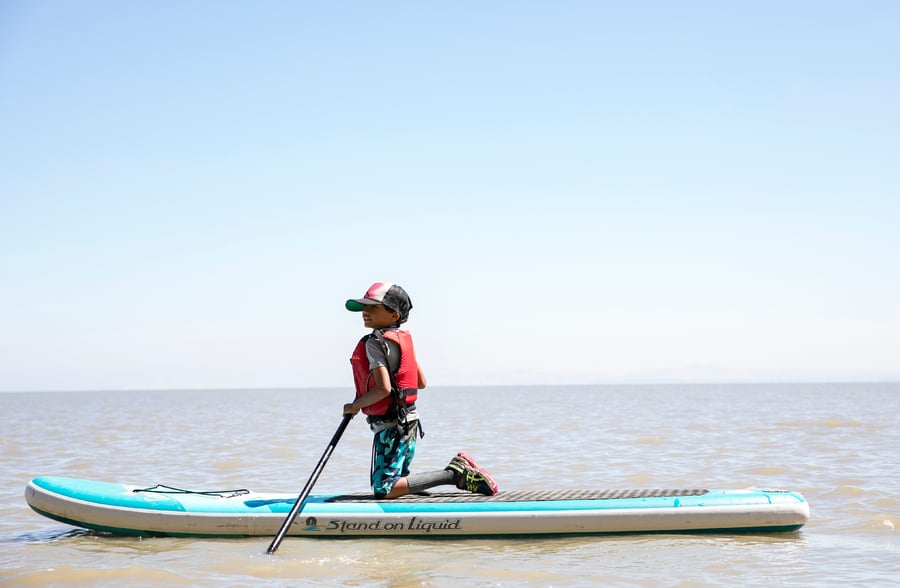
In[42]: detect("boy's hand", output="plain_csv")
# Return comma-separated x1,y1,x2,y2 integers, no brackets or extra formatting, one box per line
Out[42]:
343,402,360,416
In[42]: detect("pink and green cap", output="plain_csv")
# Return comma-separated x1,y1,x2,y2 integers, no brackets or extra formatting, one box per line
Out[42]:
345,282,413,318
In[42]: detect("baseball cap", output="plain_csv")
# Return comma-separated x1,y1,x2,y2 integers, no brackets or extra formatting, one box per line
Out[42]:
345,282,413,319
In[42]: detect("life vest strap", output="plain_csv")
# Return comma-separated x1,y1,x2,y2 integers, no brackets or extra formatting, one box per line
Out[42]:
369,330,424,438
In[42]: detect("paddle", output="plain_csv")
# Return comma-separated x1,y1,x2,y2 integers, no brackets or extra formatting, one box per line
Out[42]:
266,413,353,554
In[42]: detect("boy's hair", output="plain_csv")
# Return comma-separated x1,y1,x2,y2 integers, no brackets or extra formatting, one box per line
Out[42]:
346,282,413,324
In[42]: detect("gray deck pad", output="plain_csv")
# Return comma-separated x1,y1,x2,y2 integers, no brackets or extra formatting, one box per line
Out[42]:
326,488,710,503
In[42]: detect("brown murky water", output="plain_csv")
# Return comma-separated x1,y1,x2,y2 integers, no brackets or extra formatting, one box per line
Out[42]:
2,383,897,586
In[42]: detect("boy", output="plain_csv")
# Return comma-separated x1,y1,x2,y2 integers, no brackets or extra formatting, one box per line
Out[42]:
343,282,498,498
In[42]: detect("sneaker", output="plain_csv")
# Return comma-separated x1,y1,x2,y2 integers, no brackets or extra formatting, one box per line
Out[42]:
445,451,499,496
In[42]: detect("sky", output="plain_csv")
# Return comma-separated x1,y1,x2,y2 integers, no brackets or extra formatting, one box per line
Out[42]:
1,1,898,392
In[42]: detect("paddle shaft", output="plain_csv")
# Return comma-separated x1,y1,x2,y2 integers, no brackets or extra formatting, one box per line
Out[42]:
266,413,353,554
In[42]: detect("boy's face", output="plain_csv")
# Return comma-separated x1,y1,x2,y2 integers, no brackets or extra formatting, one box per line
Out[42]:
361,304,401,329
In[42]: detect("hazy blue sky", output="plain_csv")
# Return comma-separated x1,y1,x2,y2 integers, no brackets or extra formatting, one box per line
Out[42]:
2,1,898,391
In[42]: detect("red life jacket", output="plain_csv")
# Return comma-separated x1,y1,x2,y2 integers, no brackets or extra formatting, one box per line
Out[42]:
350,329,419,417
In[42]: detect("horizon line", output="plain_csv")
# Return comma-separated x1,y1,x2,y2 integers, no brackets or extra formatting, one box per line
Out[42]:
2,379,899,394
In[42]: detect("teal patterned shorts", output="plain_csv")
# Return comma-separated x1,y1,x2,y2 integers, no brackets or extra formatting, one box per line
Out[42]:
370,421,419,497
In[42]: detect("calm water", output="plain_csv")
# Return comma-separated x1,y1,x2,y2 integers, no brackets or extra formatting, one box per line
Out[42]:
1,384,898,587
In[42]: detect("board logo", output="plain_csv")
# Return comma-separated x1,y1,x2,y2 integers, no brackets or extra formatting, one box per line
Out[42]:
324,517,462,533
294,516,320,531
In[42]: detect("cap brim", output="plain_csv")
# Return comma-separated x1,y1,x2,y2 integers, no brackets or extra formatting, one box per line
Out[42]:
346,298,381,312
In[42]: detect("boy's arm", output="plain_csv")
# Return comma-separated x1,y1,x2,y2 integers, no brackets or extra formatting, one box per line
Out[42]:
343,366,392,415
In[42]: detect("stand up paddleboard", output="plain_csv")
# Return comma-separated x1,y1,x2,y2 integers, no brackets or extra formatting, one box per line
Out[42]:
25,476,809,537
